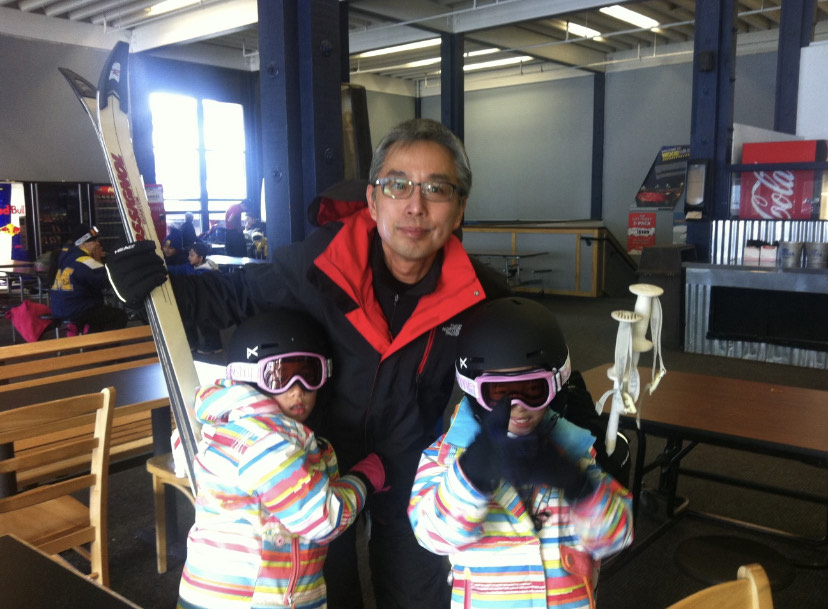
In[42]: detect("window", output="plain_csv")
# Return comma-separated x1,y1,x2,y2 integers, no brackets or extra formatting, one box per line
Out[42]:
149,93,247,236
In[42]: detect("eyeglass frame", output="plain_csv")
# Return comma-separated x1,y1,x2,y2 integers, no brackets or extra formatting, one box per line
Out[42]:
226,351,332,395
455,353,571,412
374,177,462,202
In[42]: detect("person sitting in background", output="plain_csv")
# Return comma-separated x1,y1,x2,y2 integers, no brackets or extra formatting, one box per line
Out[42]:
168,242,219,276
224,199,248,257
49,224,128,334
181,212,198,250
168,242,222,354
177,309,386,609
408,297,633,609
243,211,265,233
161,227,189,266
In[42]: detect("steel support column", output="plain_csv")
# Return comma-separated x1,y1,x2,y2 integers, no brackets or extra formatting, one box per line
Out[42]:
441,32,464,140
258,0,343,247
774,0,817,134
591,73,605,220
686,0,737,262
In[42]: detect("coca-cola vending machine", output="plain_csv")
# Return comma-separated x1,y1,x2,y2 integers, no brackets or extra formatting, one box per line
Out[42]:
738,140,826,220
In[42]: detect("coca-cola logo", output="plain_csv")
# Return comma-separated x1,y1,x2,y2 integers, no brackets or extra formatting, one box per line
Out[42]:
111,153,148,241
748,170,795,220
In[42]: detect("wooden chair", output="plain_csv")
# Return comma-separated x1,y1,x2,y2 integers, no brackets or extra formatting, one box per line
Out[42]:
0,387,115,587
666,564,773,609
146,452,195,573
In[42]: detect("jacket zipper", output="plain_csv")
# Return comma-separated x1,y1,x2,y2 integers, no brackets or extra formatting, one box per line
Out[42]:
417,327,436,375
283,537,299,608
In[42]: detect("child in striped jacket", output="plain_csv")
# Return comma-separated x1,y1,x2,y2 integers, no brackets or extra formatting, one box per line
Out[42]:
178,310,385,609
409,297,633,609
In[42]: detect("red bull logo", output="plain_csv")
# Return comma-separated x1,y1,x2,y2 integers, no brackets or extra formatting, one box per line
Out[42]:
0,223,19,236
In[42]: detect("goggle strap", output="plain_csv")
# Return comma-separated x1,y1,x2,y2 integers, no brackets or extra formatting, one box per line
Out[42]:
226,362,260,384
456,373,481,399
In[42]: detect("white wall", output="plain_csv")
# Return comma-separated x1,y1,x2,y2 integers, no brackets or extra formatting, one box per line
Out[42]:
0,36,110,182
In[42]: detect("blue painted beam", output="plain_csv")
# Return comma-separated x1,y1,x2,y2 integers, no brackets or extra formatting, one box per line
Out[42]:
441,32,464,140
686,0,737,262
774,0,816,134
258,0,343,247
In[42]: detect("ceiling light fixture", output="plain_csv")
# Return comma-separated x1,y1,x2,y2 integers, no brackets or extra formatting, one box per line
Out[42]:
566,22,601,39
599,5,660,29
147,0,200,18
464,55,533,72
355,38,441,59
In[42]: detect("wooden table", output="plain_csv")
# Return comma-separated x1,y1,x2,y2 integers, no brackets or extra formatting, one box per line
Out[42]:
1,364,172,496
582,365,828,543
0,534,143,609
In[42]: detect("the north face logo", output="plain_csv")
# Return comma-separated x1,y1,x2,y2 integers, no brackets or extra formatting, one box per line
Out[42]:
442,323,461,337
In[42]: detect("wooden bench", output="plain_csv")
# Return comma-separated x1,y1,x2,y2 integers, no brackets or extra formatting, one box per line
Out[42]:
0,325,171,486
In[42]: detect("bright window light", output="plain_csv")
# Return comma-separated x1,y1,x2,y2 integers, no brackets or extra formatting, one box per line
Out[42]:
599,5,660,29
355,38,441,58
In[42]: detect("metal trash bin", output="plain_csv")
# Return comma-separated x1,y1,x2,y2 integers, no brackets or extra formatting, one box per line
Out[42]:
636,244,696,350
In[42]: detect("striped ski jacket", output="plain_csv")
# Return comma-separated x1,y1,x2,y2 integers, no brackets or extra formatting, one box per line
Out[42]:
177,381,368,609
409,397,634,609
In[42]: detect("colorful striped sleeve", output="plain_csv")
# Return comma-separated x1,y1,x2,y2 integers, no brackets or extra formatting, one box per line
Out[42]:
409,440,492,555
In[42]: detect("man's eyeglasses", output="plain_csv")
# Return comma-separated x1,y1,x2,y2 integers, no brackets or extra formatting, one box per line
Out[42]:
374,177,459,202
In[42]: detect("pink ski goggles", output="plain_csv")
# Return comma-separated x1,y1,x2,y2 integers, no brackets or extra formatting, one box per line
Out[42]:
456,354,571,411
226,352,332,395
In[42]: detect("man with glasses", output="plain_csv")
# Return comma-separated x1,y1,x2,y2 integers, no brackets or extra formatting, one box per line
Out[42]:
106,118,509,609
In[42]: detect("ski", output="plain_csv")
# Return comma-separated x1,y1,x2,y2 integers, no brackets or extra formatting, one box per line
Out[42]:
59,42,201,491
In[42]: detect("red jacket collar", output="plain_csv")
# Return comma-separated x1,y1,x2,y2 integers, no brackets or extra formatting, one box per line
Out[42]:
314,208,485,357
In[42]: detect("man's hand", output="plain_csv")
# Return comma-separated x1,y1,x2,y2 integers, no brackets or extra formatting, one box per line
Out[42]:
105,241,167,308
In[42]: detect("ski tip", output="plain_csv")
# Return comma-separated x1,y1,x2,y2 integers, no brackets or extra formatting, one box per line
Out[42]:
58,67,97,99
98,41,130,113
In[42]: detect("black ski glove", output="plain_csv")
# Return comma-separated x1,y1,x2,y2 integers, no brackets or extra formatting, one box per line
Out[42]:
105,241,167,308
459,398,511,493
529,441,594,503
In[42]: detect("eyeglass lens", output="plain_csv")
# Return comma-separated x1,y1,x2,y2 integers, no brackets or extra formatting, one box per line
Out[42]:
481,378,550,409
263,356,324,391
380,178,455,201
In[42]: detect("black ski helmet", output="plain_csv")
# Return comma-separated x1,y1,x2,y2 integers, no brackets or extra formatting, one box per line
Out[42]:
456,297,571,410
227,309,331,366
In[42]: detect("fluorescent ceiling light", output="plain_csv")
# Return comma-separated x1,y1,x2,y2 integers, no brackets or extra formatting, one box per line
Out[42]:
355,38,441,59
566,22,601,39
464,56,533,72
147,0,199,17
599,5,660,29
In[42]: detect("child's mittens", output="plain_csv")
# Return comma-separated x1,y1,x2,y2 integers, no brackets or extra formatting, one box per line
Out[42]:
349,453,388,494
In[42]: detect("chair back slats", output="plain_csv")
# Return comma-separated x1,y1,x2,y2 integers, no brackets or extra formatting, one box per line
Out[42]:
0,438,98,475
0,473,96,512
0,325,156,388
0,387,115,586
666,563,773,609
0,395,102,440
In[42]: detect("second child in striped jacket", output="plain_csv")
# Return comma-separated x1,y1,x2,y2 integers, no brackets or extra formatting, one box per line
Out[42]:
409,298,634,609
